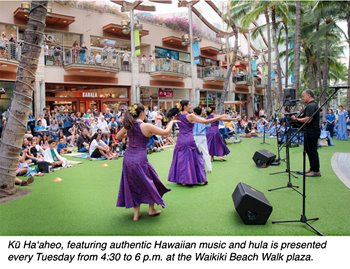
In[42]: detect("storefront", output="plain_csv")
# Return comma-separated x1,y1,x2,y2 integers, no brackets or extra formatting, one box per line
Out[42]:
140,87,188,111
45,84,130,113
234,93,249,116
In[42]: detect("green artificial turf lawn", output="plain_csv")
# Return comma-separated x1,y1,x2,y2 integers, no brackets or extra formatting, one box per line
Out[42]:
0,138,349,236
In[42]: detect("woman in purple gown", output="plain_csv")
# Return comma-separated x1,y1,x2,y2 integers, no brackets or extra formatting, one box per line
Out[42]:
116,103,178,221
206,107,230,161
167,100,225,186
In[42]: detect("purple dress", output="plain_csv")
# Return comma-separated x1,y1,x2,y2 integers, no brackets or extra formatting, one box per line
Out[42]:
168,113,207,185
117,121,170,208
206,114,230,157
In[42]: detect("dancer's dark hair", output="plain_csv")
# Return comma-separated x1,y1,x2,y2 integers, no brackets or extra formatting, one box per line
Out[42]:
166,100,189,118
123,103,145,130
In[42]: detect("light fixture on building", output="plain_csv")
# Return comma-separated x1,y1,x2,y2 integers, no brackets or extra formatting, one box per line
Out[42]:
121,20,130,34
21,2,30,9
181,34,200,46
181,34,189,46
121,19,143,35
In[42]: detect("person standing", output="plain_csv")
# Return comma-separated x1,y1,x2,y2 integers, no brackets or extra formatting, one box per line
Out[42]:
325,109,335,138
336,105,348,140
291,89,321,177
206,107,230,161
166,100,225,186
193,106,212,173
116,103,178,221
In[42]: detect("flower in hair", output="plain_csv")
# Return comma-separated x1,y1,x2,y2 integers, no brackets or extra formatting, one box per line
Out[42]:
129,104,138,116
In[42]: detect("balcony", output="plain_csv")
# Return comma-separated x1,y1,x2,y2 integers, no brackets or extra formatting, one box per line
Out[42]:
150,58,190,80
0,42,20,80
103,23,149,40
233,74,251,85
200,46,220,57
254,76,265,88
162,36,188,50
14,7,75,27
62,48,121,77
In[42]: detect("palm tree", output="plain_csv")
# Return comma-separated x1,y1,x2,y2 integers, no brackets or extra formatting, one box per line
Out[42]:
293,0,301,91
0,1,48,198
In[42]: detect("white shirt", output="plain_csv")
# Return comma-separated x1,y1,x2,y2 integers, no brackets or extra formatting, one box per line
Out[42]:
149,111,158,122
89,139,107,156
97,120,109,133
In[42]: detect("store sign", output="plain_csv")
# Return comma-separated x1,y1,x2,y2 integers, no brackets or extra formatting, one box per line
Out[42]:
82,92,97,98
158,89,173,98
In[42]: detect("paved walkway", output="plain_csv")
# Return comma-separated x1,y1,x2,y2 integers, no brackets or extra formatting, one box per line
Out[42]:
331,153,350,189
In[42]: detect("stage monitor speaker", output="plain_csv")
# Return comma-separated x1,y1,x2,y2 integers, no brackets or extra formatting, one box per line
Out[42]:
232,182,273,225
252,149,276,167
284,88,296,101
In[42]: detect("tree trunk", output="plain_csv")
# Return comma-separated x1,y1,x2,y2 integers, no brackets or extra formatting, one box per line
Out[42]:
219,26,239,113
316,22,323,92
271,7,283,104
264,10,273,118
293,0,301,91
321,33,329,120
0,1,48,198
284,23,289,88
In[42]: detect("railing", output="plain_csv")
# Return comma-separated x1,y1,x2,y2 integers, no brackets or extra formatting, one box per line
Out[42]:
233,74,249,84
0,41,21,61
198,66,226,80
149,58,191,77
62,48,126,70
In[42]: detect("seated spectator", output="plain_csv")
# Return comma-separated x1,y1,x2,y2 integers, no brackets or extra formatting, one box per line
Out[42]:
34,120,46,137
57,137,72,154
49,119,60,140
89,133,116,160
43,140,68,168
29,137,44,159
67,123,79,147
77,128,90,153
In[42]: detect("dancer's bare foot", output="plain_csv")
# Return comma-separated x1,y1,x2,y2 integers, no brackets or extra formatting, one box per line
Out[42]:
148,204,161,216
148,209,161,216
133,213,141,222
133,206,140,222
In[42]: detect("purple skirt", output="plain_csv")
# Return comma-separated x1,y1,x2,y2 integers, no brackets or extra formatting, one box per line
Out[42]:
117,148,170,208
168,143,207,185
206,131,230,157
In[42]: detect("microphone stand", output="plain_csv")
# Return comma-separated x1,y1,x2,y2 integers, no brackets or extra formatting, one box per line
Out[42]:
260,118,270,145
272,86,343,235
268,118,301,195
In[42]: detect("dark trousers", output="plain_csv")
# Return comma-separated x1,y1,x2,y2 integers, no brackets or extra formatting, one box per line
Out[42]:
304,131,320,173
326,124,334,137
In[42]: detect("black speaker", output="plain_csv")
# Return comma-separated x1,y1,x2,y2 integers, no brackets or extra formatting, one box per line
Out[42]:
232,182,273,225
252,149,276,167
284,88,296,100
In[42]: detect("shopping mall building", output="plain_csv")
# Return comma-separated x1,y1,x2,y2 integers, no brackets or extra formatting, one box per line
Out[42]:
0,1,266,116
